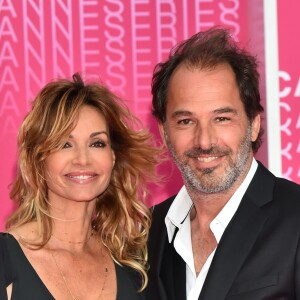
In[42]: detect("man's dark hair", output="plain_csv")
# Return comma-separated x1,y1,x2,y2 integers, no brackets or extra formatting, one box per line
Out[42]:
151,27,264,153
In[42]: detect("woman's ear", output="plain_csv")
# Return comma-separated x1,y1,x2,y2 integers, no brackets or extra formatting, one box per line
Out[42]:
112,151,116,167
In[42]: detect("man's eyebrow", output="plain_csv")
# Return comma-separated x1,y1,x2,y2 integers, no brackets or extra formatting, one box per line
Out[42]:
170,108,238,118
213,107,238,114
170,110,193,118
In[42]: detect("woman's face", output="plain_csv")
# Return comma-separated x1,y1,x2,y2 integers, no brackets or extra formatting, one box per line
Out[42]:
45,105,115,204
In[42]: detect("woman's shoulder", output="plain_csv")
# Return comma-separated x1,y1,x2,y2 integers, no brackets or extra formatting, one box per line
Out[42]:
7,222,40,242
0,232,15,290
0,231,20,257
0,222,43,255
0,232,8,300
0,232,14,267
0,232,15,246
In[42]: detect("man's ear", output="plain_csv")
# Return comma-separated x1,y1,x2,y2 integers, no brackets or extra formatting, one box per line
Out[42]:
251,114,261,142
158,122,167,146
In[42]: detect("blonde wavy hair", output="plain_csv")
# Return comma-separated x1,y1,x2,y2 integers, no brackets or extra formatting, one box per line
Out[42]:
6,73,161,290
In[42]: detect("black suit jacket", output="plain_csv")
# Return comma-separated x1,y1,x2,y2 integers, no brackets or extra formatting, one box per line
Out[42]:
146,162,300,299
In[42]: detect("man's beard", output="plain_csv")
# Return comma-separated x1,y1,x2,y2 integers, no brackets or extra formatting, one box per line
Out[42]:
165,126,253,194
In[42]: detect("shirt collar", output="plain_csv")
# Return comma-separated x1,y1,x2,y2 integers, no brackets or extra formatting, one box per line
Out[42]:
212,159,258,242
165,158,258,243
165,185,193,242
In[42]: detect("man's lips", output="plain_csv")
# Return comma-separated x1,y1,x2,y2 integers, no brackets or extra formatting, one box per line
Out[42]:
196,156,220,163
186,147,230,159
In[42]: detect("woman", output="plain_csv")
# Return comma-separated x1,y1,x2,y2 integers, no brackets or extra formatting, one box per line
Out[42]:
0,73,160,300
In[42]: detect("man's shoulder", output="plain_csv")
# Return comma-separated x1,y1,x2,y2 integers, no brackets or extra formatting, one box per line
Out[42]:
149,195,177,230
257,161,300,193
151,195,176,217
274,176,300,197
255,162,300,208
148,196,176,244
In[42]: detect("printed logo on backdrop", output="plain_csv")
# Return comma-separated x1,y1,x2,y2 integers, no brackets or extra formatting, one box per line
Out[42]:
0,0,20,138
280,70,300,182
98,0,243,123
278,0,300,184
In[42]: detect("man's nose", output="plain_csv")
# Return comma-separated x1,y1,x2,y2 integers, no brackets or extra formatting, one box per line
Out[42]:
193,123,217,150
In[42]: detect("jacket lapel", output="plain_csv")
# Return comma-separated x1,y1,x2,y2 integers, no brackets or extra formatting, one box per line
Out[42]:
161,231,186,300
199,163,275,299
148,198,186,300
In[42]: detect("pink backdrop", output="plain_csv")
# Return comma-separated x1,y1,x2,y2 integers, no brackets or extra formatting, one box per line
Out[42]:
0,0,287,231
278,0,300,181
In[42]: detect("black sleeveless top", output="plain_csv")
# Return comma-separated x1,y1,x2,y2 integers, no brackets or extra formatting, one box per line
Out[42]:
0,233,145,300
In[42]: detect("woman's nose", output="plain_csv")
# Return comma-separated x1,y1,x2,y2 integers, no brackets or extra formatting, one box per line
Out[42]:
72,148,89,165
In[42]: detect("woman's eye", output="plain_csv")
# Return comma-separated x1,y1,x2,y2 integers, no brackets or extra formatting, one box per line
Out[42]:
62,142,72,149
90,140,106,148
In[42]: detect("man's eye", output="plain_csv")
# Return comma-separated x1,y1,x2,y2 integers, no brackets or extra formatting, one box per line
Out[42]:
90,140,106,148
216,117,230,122
62,142,72,149
178,119,192,125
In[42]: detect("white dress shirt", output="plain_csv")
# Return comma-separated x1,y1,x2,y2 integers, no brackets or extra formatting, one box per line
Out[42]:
165,159,258,300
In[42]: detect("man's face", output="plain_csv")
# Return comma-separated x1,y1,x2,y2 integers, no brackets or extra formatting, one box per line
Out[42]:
161,64,260,194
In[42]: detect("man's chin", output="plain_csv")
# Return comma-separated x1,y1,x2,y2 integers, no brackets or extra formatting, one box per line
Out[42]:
199,167,216,175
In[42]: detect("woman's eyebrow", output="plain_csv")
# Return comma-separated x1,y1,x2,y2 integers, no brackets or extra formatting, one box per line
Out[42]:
68,131,108,139
90,131,108,138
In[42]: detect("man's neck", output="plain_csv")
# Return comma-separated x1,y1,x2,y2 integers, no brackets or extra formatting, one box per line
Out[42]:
188,189,233,224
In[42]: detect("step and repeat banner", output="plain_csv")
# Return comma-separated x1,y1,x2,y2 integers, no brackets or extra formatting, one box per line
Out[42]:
277,0,300,182
0,0,298,230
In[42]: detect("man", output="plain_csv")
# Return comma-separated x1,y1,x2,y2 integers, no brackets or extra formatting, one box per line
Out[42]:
147,27,300,299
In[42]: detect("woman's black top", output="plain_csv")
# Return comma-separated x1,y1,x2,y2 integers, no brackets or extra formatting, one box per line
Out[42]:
0,233,145,300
